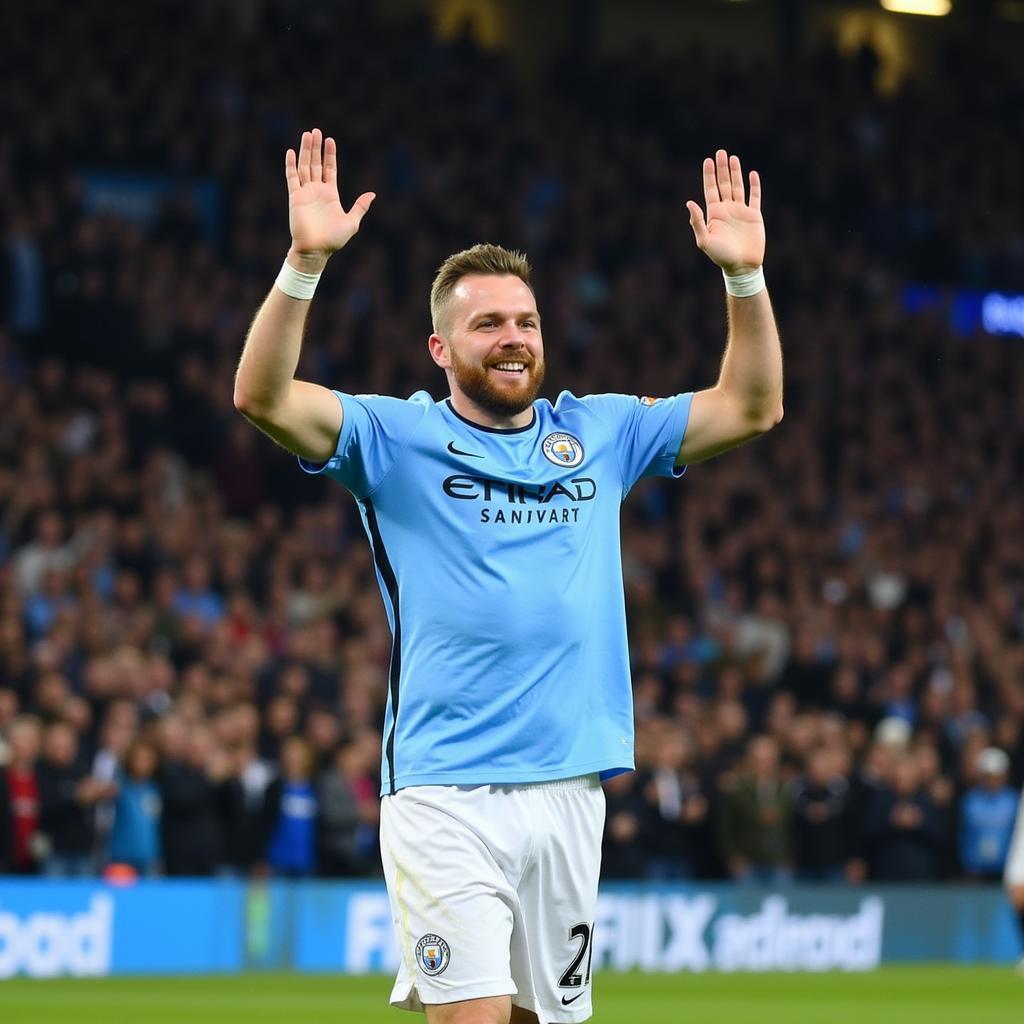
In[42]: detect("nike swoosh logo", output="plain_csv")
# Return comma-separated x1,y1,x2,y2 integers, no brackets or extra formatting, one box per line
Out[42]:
561,993,585,1006
447,441,483,458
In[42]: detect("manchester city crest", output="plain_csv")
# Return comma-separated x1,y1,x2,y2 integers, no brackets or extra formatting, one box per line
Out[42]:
415,933,451,976
542,431,585,467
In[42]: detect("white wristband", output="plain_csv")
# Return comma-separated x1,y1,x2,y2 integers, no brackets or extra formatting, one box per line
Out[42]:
275,258,322,300
723,266,765,298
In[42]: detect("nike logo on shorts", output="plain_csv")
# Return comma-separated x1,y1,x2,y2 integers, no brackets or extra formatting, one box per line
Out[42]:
447,441,483,458
561,992,585,1005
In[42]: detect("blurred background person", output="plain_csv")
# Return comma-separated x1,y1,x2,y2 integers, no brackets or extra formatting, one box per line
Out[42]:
960,748,1019,882
641,730,710,880
317,739,380,878
0,716,43,874
717,735,794,884
108,739,161,877
863,752,945,881
601,772,652,880
265,736,318,878
36,721,111,876
90,702,139,864
158,718,225,877
791,746,859,884
217,737,275,878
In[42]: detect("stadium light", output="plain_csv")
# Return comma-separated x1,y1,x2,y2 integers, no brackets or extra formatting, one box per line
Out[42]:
981,293,1024,337
879,0,952,14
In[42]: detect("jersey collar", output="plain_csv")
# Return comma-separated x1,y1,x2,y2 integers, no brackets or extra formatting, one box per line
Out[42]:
445,398,537,435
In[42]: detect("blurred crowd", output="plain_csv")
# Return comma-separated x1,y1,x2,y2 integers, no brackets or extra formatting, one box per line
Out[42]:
1,0,1022,881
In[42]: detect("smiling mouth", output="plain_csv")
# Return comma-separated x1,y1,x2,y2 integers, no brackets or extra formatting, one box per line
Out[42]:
489,361,528,377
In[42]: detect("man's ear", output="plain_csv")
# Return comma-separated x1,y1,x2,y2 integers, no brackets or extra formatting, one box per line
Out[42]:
428,332,450,369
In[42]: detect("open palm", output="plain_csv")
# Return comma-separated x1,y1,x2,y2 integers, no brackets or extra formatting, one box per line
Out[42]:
286,128,375,258
686,150,765,275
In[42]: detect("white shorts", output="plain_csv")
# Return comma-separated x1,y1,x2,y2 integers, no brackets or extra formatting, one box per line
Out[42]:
380,774,605,1023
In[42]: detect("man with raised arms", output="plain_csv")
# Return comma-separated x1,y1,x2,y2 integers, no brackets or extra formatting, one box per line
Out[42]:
234,128,782,1024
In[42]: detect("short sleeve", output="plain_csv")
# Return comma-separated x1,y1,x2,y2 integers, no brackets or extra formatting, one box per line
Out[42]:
579,392,693,495
297,391,429,498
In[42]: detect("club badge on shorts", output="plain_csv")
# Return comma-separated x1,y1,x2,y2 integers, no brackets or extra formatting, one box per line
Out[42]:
542,432,585,467
415,933,451,976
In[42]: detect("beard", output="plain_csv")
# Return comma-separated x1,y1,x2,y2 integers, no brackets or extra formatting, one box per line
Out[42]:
449,347,546,419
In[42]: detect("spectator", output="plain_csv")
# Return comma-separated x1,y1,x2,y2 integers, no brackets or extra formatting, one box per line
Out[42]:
0,689,19,760
960,748,1019,881
306,707,343,768
37,721,110,876
158,720,225,876
779,628,832,708
853,739,896,877
915,737,957,876
217,739,274,877
108,740,161,876
260,695,300,763
0,715,43,874
601,772,651,879
791,746,860,883
864,753,945,880
318,741,380,877
24,568,77,639
717,735,794,884
0,2,1022,882
172,555,226,632
13,511,77,598
641,732,709,880
265,736,318,878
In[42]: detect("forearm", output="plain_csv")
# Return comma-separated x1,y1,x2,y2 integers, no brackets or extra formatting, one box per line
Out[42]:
233,250,326,415
715,286,783,427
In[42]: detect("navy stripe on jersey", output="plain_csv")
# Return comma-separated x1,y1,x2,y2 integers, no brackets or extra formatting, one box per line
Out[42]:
363,498,402,795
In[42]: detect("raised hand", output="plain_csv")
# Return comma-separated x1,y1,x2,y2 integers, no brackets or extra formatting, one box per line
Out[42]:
285,128,375,269
686,150,765,275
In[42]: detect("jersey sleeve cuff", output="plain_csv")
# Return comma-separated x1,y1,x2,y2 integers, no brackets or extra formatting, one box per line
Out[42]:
665,391,694,478
297,390,348,475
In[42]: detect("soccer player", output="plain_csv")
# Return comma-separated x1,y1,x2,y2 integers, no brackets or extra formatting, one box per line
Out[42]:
234,128,782,1024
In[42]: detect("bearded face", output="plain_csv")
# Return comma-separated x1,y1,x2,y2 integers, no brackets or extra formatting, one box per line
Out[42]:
448,341,546,419
430,273,547,425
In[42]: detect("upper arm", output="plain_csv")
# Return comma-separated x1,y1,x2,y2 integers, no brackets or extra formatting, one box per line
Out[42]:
237,379,343,464
675,387,779,467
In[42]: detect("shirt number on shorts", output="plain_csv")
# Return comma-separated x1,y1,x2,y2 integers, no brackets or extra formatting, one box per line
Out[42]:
558,922,594,989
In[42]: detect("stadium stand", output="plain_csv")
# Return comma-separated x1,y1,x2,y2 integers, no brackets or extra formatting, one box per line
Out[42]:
0,0,1022,881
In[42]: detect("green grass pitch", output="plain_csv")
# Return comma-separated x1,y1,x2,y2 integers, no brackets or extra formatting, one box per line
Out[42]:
0,968,1018,1024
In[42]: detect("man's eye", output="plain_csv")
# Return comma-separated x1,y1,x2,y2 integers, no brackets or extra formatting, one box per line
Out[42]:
479,320,496,328
521,320,536,329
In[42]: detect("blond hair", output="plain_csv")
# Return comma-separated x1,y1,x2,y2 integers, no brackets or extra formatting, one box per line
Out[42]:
429,243,533,336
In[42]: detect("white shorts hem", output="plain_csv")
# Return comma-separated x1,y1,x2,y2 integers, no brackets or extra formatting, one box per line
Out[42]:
390,977,518,1012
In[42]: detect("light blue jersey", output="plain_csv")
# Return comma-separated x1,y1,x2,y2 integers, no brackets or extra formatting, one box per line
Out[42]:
300,389,693,795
